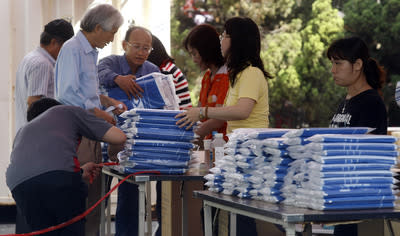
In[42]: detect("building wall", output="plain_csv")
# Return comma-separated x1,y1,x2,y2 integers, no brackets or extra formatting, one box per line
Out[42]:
0,0,171,204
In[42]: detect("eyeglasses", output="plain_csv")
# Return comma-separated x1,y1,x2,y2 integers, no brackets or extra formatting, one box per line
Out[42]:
126,42,153,53
219,32,230,41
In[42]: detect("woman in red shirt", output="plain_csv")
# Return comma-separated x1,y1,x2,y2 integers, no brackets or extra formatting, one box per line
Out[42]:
184,24,229,140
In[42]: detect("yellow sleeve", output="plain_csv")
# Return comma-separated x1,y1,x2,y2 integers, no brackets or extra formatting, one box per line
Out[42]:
235,66,267,102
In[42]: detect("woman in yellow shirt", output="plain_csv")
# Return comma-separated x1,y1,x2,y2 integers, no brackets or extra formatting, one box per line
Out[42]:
177,16,272,134
176,16,272,235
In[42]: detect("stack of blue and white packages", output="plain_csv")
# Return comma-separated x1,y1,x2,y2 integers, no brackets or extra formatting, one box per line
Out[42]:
204,128,293,203
281,127,398,210
112,108,198,174
101,72,180,110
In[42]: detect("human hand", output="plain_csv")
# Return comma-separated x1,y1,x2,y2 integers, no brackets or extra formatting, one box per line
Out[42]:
107,97,128,115
94,108,116,125
81,162,103,183
114,75,143,99
107,143,125,161
175,107,201,129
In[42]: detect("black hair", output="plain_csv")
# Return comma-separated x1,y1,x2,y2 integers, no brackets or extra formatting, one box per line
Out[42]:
27,98,62,122
223,17,272,86
40,19,74,46
327,36,386,90
147,35,174,67
183,24,224,68
124,25,152,42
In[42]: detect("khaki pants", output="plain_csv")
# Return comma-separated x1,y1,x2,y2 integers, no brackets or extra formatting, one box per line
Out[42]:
77,137,102,236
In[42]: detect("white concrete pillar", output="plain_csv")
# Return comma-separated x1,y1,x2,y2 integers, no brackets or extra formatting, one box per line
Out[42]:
0,0,12,204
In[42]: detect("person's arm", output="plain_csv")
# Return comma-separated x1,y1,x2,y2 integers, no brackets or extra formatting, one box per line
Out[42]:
80,162,103,183
98,56,120,88
98,57,143,99
107,143,125,161
176,98,255,129
92,108,116,125
102,126,127,144
195,118,226,138
27,96,43,107
165,62,193,108
99,94,127,115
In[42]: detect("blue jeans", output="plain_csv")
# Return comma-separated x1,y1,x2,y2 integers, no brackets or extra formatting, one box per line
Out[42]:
115,181,139,236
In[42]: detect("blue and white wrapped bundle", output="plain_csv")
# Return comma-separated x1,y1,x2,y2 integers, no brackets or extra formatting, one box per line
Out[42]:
206,128,293,203
112,108,198,174
281,130,398,210
102,73,180,110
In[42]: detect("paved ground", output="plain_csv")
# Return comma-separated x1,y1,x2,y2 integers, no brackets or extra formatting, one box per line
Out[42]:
0,222,159,235
0,224,14,234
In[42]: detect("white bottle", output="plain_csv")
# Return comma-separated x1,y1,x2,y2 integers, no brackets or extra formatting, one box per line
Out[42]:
212,133,226,164
203,139,212,169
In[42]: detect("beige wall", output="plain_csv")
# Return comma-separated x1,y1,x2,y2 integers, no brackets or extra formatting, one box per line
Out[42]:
1,0,171,204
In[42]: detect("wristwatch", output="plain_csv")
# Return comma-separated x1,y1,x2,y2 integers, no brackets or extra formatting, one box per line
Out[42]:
199,107,205,120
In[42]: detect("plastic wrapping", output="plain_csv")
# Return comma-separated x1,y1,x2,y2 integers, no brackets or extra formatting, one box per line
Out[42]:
306,134,397,143
283,127,372,138
105,72,180,110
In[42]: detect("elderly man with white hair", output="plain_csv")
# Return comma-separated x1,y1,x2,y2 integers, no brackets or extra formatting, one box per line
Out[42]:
54,4,127,235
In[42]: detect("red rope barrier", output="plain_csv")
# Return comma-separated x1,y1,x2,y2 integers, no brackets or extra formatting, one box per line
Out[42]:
1,165,160,236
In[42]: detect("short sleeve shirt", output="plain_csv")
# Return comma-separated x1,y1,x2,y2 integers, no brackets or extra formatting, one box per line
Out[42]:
6,106,112,190
224,66,269,133
15,47,55,132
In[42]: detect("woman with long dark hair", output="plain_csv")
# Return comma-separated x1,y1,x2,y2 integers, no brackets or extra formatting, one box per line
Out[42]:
177,17,272,235
328,36,387,135
177,17,271,134
327,37,387,236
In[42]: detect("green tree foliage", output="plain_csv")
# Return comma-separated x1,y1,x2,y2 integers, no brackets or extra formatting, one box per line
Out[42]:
343,0,400,124
264,0,345,127
171,0,345,127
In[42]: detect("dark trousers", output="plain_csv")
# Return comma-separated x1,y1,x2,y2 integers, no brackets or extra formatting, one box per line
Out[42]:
115,182,139,236
15,206,30,233
334,224,357,236
237,214,258,235
12,171,87,236
76,138,102,236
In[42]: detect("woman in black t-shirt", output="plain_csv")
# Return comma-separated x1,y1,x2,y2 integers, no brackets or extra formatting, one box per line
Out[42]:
327,37,387,236
327,36,387,135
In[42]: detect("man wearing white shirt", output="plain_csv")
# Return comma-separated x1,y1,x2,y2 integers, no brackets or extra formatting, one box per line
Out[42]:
15,19,74,133
54,4,126,235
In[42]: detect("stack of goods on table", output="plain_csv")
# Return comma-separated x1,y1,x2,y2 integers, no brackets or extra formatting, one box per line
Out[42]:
204,128,294,203
281,127,398,210
101,72,180,110
112,108,197,174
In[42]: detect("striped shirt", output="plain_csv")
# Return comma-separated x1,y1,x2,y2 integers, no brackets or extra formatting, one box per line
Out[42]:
15,47,55,132
160,61,192,109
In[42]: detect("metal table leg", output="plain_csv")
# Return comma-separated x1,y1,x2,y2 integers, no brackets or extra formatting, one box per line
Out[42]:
230,212,237,236
204,202,212,236
106,196,111,235
303,223,312,236
100,173,105,236
138,182,146,236
285,223,297,236
146,182,152,236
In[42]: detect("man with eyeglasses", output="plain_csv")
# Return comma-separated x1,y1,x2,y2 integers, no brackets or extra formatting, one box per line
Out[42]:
98,26,159,100
98,25,160,236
